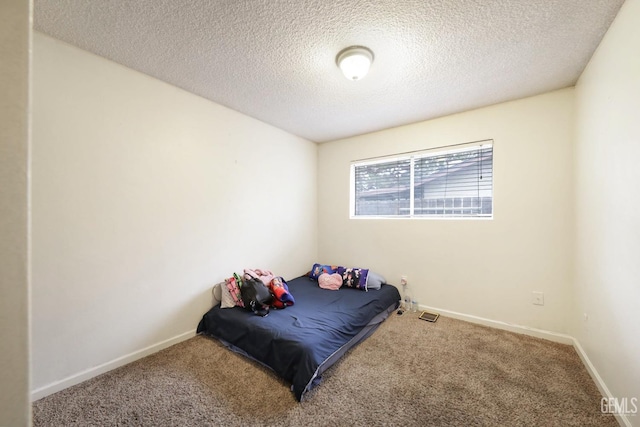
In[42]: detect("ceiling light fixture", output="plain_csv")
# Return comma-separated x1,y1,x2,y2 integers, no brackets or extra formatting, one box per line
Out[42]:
336,46,374,81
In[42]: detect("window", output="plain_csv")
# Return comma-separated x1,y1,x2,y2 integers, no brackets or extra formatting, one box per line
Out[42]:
351,141,493,218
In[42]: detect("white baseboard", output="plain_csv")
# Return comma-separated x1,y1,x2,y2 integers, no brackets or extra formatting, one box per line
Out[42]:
420,304,630,427
418,304,574,344
31,329,197,401
572,339,631,427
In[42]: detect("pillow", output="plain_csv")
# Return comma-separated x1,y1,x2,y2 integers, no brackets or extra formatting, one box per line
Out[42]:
212,282,223,305
309,263,339,280
219,279,236,308
318,273,342,290
367,271,386,290
337,267,369,291
225,276,244,308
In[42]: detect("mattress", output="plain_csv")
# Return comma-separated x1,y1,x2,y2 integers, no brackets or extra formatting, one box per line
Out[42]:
197,275,401,401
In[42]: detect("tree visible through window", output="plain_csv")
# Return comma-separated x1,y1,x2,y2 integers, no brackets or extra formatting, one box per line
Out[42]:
352,142,493,218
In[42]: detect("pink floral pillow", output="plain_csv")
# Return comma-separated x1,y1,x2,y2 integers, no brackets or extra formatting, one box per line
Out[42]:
225,276,244,308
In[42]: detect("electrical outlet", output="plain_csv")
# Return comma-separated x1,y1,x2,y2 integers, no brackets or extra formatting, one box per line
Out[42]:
532,291,544,306
583,313,589,321
400,276,408,286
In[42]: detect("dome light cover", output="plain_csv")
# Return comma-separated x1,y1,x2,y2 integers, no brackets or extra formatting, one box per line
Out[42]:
336,46,374,81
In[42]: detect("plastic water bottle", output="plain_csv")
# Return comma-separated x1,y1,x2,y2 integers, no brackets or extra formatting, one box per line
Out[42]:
403,295,411,312
411,299,419,312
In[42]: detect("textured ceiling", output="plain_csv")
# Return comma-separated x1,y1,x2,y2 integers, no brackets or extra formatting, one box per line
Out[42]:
34,0,624,143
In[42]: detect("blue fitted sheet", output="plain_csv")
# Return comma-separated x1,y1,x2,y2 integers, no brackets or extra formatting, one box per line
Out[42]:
196,275,400,401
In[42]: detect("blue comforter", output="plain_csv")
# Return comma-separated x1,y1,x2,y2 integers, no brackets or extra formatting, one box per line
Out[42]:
197,275,400,401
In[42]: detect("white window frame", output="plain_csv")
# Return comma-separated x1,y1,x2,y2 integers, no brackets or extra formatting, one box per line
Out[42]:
350,141,494,220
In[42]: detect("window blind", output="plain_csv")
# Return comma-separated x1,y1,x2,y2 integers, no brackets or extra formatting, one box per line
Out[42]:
354,158,411,216
352,143,493,218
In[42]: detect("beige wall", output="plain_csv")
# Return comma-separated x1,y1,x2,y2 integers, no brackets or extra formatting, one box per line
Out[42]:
318,88,574,334
0,0,31,425
31,33,317,394
573,0,640,422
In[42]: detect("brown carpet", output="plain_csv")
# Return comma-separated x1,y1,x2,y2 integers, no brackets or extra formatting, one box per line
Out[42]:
33,312,616,426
